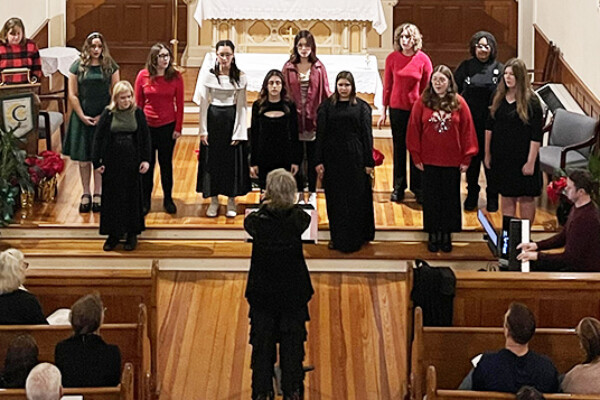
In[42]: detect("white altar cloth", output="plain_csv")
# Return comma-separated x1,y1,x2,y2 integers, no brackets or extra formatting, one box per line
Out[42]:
193,53,383,110
194,0,387,34
39,47,80,77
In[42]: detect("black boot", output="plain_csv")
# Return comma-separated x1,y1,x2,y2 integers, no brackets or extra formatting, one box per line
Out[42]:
253,392,274,400
124,234,137,251
163,197,177,214
486,194,499,213
427,232,439,252
440,232,452,253
103,235,119,251
463,191,478,211
283,389,303,400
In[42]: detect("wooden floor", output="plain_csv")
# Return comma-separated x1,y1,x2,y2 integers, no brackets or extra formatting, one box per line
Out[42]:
157,271,408,400
13,136,559,232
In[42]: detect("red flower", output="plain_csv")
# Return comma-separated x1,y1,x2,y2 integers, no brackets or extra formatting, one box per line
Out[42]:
546,176,567,203
373,148,385,167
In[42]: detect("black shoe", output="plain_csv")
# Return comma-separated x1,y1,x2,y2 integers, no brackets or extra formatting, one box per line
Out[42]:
283,389,303,400
253,393,274,400
390,189,404,203
440,232,452,253
103,236,119,251
328,241,336,250
464,192,478,211
124,234,137,251
92,194,102,213
487,196,499,213
79,194,92,213
163,198,177,214
427,232,439,252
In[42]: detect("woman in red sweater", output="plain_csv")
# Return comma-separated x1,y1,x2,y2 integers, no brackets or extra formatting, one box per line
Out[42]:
378,23,432,204
407,65,478,252
134,43,184,215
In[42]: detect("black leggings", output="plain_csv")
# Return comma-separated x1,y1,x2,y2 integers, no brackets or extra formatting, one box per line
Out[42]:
143,122,176,207
295,141,317,192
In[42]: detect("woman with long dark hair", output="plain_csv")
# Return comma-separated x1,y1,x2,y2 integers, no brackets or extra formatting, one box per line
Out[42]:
250,69,301,190
63,32,120,213
407,65,478,252
455,31,503,212
315,71,375,253
282,30,331,205
196,40,250,218
135,43,184,215
485,58,543,222
378,23,432,204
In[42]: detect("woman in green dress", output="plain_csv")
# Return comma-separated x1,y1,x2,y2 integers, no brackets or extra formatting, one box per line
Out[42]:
63,32,120,213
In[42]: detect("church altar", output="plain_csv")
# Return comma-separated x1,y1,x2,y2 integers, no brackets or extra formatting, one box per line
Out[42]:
194,0,387,35
193,53,383,110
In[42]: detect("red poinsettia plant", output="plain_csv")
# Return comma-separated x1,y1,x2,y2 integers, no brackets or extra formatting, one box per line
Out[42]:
25,150,65,185
546,176,567,204
372,148,385,167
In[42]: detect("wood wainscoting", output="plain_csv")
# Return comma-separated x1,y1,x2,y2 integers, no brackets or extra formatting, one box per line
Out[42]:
393,0,517,69
534,24,600,118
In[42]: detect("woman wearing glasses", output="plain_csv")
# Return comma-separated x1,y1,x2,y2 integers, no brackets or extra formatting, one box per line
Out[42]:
455,31,503,212
378,23,432,204
196,40,250,218
282,30,331,206
134,43,184,215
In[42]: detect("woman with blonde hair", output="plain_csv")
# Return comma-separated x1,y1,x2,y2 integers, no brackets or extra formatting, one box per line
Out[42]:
0,249,46,324
92,81,151,251
562,317,600,394
378,22,433,204
485,58,543,222
64,32,120,213
244,169,313,400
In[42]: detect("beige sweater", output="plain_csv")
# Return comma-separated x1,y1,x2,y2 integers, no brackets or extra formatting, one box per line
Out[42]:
561,360,600,394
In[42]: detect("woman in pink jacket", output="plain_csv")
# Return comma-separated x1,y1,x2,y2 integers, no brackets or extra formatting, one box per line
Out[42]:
282,30,331,205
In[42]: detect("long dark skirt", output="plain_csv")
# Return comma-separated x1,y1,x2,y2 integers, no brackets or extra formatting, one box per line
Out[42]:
196,105,251,198
100,133,145,236
323,139,375,253
422,165,461,233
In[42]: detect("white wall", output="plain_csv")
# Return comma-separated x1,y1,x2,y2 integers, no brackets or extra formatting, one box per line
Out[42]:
0,0,66,46
534,0,600,99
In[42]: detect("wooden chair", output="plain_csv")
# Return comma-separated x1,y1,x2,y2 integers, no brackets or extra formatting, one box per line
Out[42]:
0,362,133,400
426,365,599,400
530,41,561,88
410,307,582,400
0,304,150,400
37,93,65,151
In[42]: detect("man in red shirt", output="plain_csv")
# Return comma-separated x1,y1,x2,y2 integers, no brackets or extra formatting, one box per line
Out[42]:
518,169,600,272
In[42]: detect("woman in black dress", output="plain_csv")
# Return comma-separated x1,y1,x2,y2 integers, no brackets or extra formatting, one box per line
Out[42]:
250,69,301,191
315,71,375,253
92,81,151,251
485,58,543,222
455,31,503,212
244,169,313,400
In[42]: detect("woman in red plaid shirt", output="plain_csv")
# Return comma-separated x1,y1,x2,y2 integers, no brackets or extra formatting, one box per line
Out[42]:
0,18,41,84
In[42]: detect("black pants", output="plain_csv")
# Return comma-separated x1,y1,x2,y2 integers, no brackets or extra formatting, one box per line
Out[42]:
143,122,176,208
295,141,317,192
465,124,497,199
390,108,421,194
422,165,461,233
250,308,307,397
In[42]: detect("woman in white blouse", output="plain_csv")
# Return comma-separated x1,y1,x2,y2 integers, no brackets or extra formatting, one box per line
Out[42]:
196,40,250,217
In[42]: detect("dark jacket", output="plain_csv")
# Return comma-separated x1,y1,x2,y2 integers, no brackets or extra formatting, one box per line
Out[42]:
0,289,47,325
55,334,121,387
244,204,313,313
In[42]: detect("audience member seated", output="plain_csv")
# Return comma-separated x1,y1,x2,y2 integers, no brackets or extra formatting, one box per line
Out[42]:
561,317,600,394
0,248,47,325
516,386,545,400
518,169,600,271
54,293,121,387
0,334,39,388
460,302,559,393
25,363,62,400
0,17,42,84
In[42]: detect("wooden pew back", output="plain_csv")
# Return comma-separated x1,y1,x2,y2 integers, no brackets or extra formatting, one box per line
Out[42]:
453,271,600,328
0,362,133,400
426,365,599,400
0,305,148,400
410,307,582,400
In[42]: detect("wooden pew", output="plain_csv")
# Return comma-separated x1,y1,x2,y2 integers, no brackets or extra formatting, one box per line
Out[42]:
23,260,159,399
410,307,582,400
0,362,133,400
0,305,149,400
452,271,600,328
426,365,599,400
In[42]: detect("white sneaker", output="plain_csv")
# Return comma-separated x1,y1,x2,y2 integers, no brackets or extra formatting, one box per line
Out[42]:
206,197,219,217
226,197,237,218
297,192,305,204
307,192,317,208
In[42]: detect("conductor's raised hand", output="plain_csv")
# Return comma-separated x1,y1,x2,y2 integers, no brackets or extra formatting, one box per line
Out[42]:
139,161,150,174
